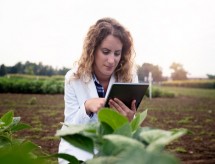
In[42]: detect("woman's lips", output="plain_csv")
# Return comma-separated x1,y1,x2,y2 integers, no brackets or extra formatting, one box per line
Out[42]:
105,66,114,70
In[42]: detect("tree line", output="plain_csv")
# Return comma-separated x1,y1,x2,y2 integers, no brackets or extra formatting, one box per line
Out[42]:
1,61,213,81
0,61,70,76
137,62,189,82
0,61,188,81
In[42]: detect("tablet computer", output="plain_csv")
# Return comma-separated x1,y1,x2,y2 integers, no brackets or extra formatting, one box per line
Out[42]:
105,83,149,109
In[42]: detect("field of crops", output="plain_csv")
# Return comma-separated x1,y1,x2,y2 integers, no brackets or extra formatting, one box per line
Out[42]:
0,86,215,163
161,79,215,89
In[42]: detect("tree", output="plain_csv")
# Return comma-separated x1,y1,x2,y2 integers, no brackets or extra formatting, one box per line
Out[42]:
58,67,70,75
207,74,215,79
0,64,7,76
170,62,187,80
14,62,24,74
0,61,70,76
137,63,163,82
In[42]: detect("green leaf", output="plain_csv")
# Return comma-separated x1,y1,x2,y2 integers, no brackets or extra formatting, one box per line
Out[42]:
98,122,114,136
0,135,11,148
140,129,171,144
130,109,148,132
56,124,95,137
86,156,119,164
139,129,187,151
0,145,46,164
132,127,152,145
136,151,180,164
62,134,94,154
114,123,132,137
20,141,40,154
10,123,31,132
101,134,146,156
52,153,79,164
93,134,180,164
98,134,148,164
11,117,21,127
0,120,5,126
98,109,128,130
1,110,13,127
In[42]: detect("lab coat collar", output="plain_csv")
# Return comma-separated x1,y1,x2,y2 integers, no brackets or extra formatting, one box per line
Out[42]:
87,74,116,99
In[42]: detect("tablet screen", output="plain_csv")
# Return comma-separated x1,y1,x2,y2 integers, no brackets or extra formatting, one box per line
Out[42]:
105,83,149,109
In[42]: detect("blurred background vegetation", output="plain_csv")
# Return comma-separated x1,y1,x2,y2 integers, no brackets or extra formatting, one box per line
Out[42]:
0,61,214,94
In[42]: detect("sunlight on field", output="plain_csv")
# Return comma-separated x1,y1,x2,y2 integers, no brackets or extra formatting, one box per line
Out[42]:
153,85,215,98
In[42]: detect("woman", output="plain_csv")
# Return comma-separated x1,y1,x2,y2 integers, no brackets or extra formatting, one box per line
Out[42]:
58,17,138,163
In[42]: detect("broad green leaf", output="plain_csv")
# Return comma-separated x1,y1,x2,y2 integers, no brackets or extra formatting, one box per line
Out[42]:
13,138,25,145
82,123,99,137
127,150,180,164
0,146,46,164
11,117,21,127
136,151,180,164
62,134,94,154
52,153,79,164
86,156,119,164
56,123,99,136
139,129,187,151
0,120,5,126
114,123,132,137
0,135,11,148
91,135,180,164
101,134,146,156
140,129,172,144
1,110,13,127
115,150,179,164
98,122,114,136
98,109,128,130
132,127,152,145
56,124,94,136
98,134,148,164
130,109,148,132
20,141,40,154
10,123,31,132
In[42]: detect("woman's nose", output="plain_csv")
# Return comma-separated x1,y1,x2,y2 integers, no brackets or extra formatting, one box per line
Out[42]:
107,55,115,64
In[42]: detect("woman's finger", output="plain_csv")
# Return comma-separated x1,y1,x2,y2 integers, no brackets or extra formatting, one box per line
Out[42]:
109,99,124,114
131,99,137,113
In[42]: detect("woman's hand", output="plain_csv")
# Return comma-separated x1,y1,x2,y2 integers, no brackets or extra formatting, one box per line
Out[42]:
85,98,106,115
108,98,136,121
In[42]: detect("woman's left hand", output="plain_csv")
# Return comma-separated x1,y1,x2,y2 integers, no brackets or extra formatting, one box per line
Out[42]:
108,98,136,121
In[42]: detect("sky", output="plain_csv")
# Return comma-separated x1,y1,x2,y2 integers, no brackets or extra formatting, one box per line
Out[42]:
0,0,215,78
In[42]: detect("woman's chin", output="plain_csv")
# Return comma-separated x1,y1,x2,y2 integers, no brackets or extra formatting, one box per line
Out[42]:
103,71,113,77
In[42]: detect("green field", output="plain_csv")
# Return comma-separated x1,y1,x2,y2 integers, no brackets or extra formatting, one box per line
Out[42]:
153,85,215,98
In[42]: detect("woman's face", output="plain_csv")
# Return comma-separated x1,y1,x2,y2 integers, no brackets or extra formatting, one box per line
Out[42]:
93,35,122,80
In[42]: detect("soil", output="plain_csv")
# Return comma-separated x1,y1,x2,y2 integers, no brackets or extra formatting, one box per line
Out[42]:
0,93,215,164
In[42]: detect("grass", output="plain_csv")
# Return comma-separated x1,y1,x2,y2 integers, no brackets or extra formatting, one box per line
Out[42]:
172,147,187,153
41,136,59,141
177,116,193,124
153,85,215,98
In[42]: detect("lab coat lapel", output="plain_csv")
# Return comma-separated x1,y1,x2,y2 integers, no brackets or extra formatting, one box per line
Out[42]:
87,78,98,98
86,74,116,98
105,74,116,98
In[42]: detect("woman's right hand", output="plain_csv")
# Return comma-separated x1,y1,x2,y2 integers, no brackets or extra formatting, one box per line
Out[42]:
84,98,106,115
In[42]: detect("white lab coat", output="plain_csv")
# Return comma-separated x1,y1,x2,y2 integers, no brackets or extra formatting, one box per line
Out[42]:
58,68,138,163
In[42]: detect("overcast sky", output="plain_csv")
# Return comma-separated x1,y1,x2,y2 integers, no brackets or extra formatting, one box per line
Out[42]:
0,0,215,77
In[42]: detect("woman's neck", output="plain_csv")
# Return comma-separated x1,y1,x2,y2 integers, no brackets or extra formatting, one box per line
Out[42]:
94,74,111,92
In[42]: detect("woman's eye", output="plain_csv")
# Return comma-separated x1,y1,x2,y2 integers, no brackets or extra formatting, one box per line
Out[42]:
102,50,110,55
114,52,121,56
103,51,109,54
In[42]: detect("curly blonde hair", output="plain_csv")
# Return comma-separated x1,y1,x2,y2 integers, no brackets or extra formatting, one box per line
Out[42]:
74,17,135,82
